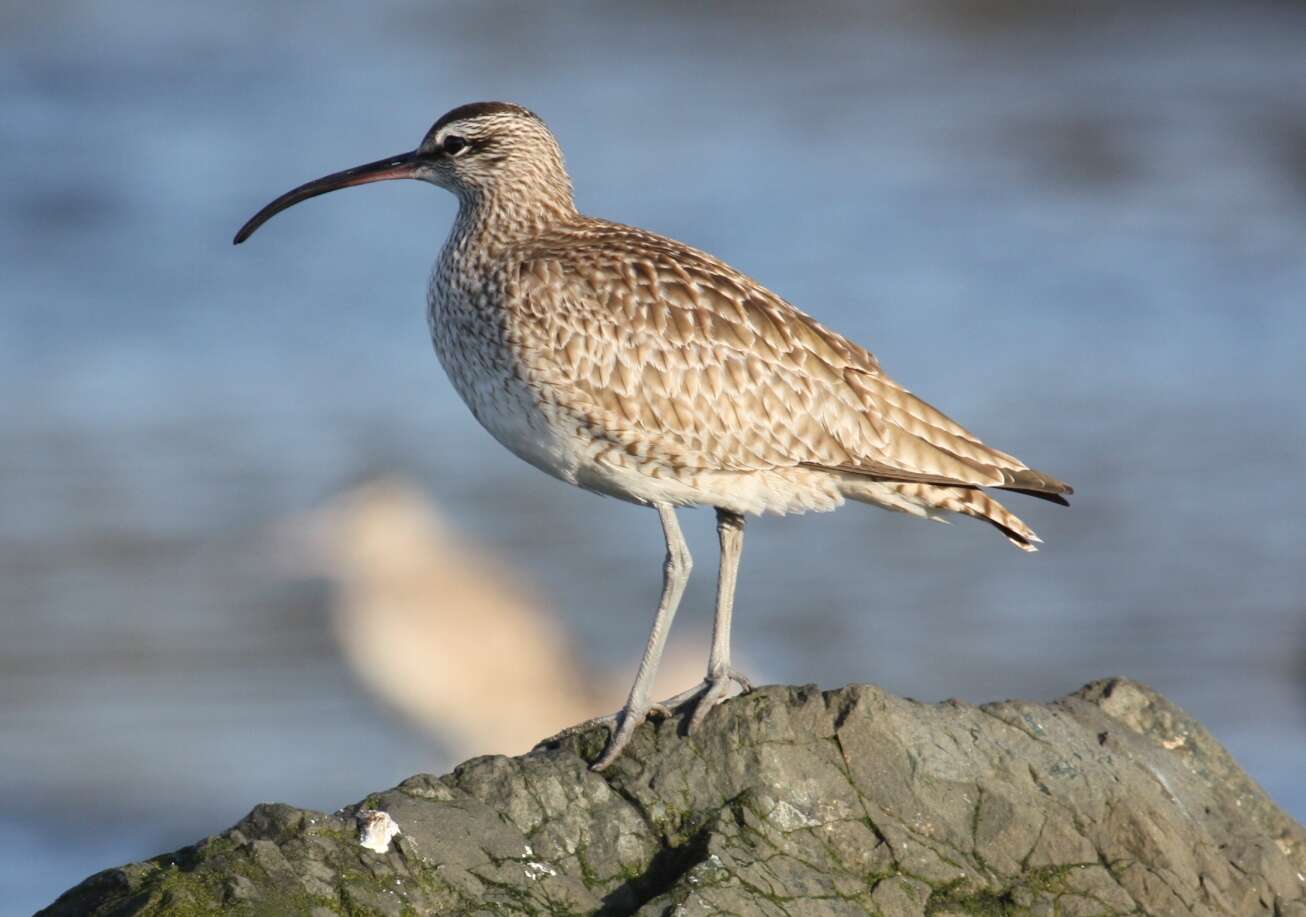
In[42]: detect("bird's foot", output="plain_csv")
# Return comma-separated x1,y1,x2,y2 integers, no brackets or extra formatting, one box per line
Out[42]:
536,669,754,771
590,701,655,772
583,683,722,771
534,703,668,771
658,666,754,734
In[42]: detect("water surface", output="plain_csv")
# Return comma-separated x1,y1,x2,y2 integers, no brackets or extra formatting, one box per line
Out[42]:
4,2,1305,911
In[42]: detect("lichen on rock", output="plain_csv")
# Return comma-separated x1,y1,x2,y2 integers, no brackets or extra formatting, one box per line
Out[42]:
40,679,1306,916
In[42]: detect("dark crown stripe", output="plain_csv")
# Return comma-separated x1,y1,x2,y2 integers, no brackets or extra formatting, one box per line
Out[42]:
431,101,539,135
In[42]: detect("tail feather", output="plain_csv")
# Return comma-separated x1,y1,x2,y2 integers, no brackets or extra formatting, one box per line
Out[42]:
810,461,1073,507
999,487,1070,507
918,485,1040,552
996,467,1073,506
843,479,1041,552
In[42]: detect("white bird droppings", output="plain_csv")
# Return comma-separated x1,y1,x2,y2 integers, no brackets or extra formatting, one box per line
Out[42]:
524,860,558,881
358,809,401,854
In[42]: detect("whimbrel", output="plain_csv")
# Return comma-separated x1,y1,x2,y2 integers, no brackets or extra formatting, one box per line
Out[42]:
235,101,1072,770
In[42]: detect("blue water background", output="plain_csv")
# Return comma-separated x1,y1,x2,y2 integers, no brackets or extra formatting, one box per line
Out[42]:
3,2,1305,911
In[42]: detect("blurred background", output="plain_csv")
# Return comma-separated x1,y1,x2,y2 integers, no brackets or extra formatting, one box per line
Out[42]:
4,0,1306,911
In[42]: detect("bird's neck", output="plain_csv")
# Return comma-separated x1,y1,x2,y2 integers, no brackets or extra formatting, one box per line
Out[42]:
446,184,578,262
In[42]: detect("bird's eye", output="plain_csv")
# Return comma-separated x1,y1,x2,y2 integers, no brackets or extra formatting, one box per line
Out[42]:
442,135,469,155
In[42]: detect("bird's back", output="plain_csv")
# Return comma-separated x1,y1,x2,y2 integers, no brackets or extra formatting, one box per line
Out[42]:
497,217,1069,531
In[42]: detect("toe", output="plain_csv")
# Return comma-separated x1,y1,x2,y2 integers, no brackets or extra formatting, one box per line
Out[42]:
687,682,731,734
654,681,709,714
686,670,754,733
590,706,646,771
724,666,754,692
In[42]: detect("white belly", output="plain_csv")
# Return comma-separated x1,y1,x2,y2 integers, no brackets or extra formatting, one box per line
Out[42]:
432,332,584,486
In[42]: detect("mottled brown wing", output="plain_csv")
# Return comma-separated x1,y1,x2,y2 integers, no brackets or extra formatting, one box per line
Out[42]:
512,221,1070,497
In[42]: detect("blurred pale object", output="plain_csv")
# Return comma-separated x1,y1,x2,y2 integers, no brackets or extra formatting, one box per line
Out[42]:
281,477,706,758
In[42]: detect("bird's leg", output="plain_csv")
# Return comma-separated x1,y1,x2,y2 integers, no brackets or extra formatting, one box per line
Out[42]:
590,503,692,771
656,509,754,732
708,510,749,679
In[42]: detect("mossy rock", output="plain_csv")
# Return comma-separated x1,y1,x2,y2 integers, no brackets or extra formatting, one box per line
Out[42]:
41,680,1306,916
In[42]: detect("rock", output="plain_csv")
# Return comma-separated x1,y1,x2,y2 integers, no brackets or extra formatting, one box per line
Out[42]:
40,679,1306,916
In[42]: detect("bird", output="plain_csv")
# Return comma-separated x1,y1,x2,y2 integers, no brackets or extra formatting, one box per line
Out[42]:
280,475,710,760
234,101,1072,771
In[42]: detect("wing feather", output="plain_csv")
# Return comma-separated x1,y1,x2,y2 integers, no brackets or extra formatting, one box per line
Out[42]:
509,220,1070,500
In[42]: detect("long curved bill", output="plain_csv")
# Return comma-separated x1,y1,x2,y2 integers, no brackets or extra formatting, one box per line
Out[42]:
233,150,422,244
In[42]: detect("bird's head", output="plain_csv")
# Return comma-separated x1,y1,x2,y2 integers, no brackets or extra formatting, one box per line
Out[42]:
234,101,574,245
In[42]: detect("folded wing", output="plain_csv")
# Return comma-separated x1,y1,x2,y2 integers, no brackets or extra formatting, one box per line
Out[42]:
513,221,1071,503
